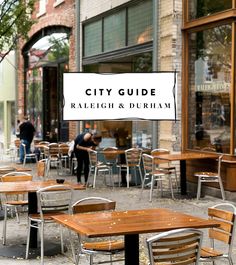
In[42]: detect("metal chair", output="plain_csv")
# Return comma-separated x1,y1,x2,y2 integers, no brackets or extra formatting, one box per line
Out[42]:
59,143,70,174
25,185,74,265
44,143,61,175
102,147,119,187
1,172,33,245
151,148,179,190
37,141,50,159
22,142,38,166
118,148,143,188
142,154,174,201
194,154,225,200
146,228,203,265
37,159,49,179
72,197,124,265
200,203,236,265
88,150,110,188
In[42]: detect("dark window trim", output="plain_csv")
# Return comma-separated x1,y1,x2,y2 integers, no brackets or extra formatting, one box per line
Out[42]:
82,41,152,65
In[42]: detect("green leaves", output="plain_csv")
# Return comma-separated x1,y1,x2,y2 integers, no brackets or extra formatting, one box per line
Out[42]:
0,0,36,60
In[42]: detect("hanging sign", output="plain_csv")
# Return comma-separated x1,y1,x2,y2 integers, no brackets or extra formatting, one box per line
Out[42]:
63,72,177,121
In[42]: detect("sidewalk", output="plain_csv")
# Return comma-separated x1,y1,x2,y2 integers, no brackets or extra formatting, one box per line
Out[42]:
0,160,235,264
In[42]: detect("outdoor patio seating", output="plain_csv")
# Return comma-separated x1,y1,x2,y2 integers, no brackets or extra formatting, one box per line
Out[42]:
194,154,225,200
117,148,143,188
72,197,124,265
88,150,110,188
1,171,33,245
151,148,179,190
22,143,38,166
200,203,236,265
141,153,175,201
25,184,74,265
146,228,203,265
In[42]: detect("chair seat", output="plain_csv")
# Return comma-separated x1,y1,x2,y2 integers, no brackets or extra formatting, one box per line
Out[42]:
83,239,124,251
195,171,217,177
153,169,170,175
5,200,28,206
194,171,219,181
29,212,65,221
201,246,223,258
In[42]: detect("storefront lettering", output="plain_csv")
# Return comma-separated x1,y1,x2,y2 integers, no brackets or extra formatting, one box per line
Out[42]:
196,82,230,93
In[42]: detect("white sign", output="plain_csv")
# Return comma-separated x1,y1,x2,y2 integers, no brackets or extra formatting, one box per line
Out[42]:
63,72,177,121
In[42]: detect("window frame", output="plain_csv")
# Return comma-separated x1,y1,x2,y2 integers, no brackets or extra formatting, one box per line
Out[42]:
182,3,236,155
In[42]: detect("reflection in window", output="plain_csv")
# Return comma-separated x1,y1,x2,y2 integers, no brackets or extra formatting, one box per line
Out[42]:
83,0,152,57
128,0,153,45
26,68,43,139
29,33,69,68
188,25,231,153
188,0,231,20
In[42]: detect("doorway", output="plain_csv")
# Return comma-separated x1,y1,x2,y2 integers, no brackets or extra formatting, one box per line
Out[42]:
43,67,58,142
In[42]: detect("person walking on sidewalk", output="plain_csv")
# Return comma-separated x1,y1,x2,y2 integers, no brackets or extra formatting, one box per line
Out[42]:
18,115,36,164
74,131,102,185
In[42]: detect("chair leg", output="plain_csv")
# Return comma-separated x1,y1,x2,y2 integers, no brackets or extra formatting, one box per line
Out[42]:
60,224,64,254
228,256,234,265
126,167,130,188
219,178,226,200
168,176,175,199
196,178,201,200
68,230,77,264
139,167,143,187
93,168,98,188
40,222,44,265
25,219,31,259
89,254,94,265
2,206,7,245
15,206,20,223
149,176,154,202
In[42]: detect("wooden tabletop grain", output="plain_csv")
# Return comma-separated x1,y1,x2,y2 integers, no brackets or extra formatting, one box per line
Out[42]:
52,208,219,237
0,180,85,193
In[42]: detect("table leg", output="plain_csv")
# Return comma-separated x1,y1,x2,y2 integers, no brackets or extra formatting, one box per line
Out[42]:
28,192,38,248
180,160,187,195
125,234,139,265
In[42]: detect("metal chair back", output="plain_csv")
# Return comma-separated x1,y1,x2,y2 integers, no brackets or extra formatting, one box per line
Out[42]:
146,228,203,265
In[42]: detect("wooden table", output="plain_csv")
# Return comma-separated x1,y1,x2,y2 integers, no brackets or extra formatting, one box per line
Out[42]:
0,165,32,175
52,208,219,265
155,151,219,195
0,180,85,250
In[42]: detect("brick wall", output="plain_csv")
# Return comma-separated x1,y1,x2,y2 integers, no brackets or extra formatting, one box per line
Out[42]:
159,0,182,151
17,0,76,139
80,0,129,21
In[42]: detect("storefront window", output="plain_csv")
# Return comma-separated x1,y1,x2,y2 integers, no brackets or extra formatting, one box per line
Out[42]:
84,20,102,57
188,0,231,20
104,11,126,52
83,0,152,57
188,24,231,153
128,0,153,45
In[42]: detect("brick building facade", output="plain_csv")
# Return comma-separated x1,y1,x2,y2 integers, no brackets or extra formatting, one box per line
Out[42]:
17,0,182,151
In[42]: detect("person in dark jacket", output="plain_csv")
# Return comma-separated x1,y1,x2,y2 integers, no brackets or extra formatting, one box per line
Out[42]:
18,115,35,163
74,131,102,185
